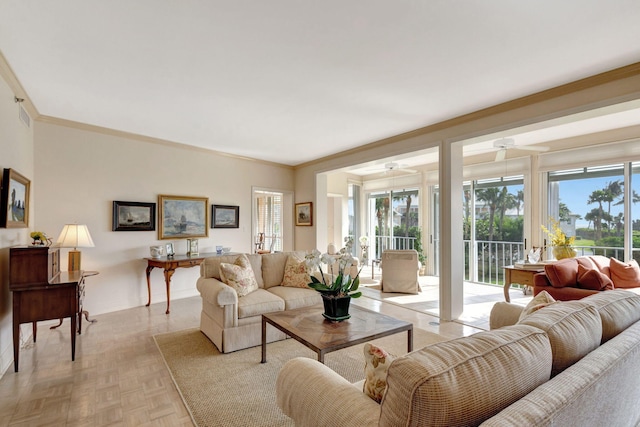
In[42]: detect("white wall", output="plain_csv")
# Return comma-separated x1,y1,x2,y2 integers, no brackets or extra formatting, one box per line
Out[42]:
0,76,34,374
33,121,294,316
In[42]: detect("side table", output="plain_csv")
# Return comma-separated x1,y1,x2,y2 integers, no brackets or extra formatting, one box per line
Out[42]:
503,266,544,302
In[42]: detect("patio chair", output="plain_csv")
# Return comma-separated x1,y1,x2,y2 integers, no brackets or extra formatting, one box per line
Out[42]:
381,250,420,294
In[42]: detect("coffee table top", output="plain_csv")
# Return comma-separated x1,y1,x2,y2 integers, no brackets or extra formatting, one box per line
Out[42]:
263,304,412,354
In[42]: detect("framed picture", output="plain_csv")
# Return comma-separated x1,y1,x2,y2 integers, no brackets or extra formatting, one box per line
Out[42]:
112,201,156,231
158,195,209,240
295,202,313,226
1,168,30,228
187,238,199,256
165,242,175,257
212,204,239,228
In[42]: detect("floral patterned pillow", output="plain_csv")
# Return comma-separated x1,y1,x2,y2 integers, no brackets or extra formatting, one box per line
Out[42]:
219,254,259,297
363,343,395,403
282,255,312,288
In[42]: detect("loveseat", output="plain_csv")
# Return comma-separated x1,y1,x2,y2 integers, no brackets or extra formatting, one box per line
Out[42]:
276,290,640,426
533,255,640,300
196,251,322,353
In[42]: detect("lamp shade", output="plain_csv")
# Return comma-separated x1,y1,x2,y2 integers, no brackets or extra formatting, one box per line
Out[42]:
56,224,95,249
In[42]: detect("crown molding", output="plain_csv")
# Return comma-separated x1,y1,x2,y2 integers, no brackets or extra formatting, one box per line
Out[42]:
36,115,293,170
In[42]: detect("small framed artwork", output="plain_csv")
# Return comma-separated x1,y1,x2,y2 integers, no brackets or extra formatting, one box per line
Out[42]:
212,204,240,228
165,242,175,257
186,238,199,256
0,168,30,228
158,195,209,240
295,202,313,226
112,201,156,231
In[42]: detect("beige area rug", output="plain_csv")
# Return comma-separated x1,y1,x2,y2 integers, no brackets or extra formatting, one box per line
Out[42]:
154,327,447,427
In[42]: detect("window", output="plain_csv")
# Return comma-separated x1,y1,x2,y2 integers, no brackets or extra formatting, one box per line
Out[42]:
254,190,283,252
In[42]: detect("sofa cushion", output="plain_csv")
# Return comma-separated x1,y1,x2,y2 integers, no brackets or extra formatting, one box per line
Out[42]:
587,255,612,276
267,286,321,310
577,264,614,291
609,258,640,288
261,252,305,289
237,288,285,318
519,300,602,376
583,290,640,343
545,258,579,288
518,290,557,322
201,253,264,288
220,254,259,297
380,325,551,427
363,343,396,403
282,254,312,288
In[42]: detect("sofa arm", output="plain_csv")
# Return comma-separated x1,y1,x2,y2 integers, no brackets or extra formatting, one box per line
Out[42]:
276,357,381,427
490,302,525,329
196,277,238,306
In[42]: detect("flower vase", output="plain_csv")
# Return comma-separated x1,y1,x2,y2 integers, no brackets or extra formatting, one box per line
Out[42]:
553,246,576,260
321,294,351,322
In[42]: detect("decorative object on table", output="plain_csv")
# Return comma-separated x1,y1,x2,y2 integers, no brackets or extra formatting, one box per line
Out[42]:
158,194,208,240
211,204,239,228
295,202,312,226
216,245,223,254
165,242,175,257
149,245,163,258
527,246,542,264
187,238,199,256
222,247,231,254
112,200,156,231
327,243,337,255
30,231,52,246
0,168,30,228
56,224,95,271
359,235,369,266
541,217,576,260
304,248,362,322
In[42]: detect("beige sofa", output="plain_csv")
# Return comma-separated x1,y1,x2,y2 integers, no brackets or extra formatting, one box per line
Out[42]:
196,251,321,353
276,290,640,426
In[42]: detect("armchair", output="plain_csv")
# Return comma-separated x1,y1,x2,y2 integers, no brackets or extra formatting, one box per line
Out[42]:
380,250,420,294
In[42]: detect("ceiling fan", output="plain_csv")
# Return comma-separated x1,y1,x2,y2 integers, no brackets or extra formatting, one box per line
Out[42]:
493,138,550,161
360,162,417,175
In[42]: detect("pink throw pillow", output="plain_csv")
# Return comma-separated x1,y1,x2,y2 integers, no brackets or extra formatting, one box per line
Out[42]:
609,258,640,289
576,264,613,291
545,258,579,288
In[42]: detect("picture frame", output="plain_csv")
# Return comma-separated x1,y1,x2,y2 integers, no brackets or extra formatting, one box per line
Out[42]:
212,204,240,228
165,242,175,257
295,202,313,226
112,201,156,231
186,238,199,256
158,195,209,240
1,168,30,228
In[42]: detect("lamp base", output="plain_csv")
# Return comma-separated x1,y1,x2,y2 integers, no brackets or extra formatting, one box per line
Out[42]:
68,250,82,271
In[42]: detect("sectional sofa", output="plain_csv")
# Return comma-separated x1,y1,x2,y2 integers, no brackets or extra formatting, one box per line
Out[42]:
276,290,640,426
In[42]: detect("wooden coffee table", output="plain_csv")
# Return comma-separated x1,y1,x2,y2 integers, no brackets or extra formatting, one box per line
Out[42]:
261,304,413,364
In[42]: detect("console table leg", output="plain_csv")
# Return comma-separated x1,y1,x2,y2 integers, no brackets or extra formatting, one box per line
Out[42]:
163,268,175,314
261,318,267,363
503,270,512,303
145,266,154,307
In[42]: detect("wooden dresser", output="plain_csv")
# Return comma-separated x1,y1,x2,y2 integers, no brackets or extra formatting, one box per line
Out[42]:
10,246,85,372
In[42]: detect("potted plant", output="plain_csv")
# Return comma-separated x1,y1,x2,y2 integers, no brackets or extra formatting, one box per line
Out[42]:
305,248,362,322
541,217,576,260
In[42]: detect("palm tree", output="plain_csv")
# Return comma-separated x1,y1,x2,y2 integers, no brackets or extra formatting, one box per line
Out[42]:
587,189,608,240
475,187,502,241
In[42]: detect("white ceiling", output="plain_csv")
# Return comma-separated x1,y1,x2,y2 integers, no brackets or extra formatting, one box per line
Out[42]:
1,1,640,166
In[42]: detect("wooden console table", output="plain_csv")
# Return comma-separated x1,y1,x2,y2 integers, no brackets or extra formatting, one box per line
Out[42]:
503,265,545,302
145,252,234,314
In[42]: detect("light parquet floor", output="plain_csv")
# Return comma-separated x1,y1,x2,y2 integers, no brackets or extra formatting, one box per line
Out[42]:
0,278,516,426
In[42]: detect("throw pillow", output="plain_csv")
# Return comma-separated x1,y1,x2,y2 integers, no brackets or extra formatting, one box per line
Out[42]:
609,258,640,289
363,343,395,403
576,264,614,291
544,258,579,288
517,290,557,322
282,255,313,288
219,254,259,297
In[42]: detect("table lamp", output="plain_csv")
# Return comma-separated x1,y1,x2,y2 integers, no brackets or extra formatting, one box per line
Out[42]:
56,224,95,271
